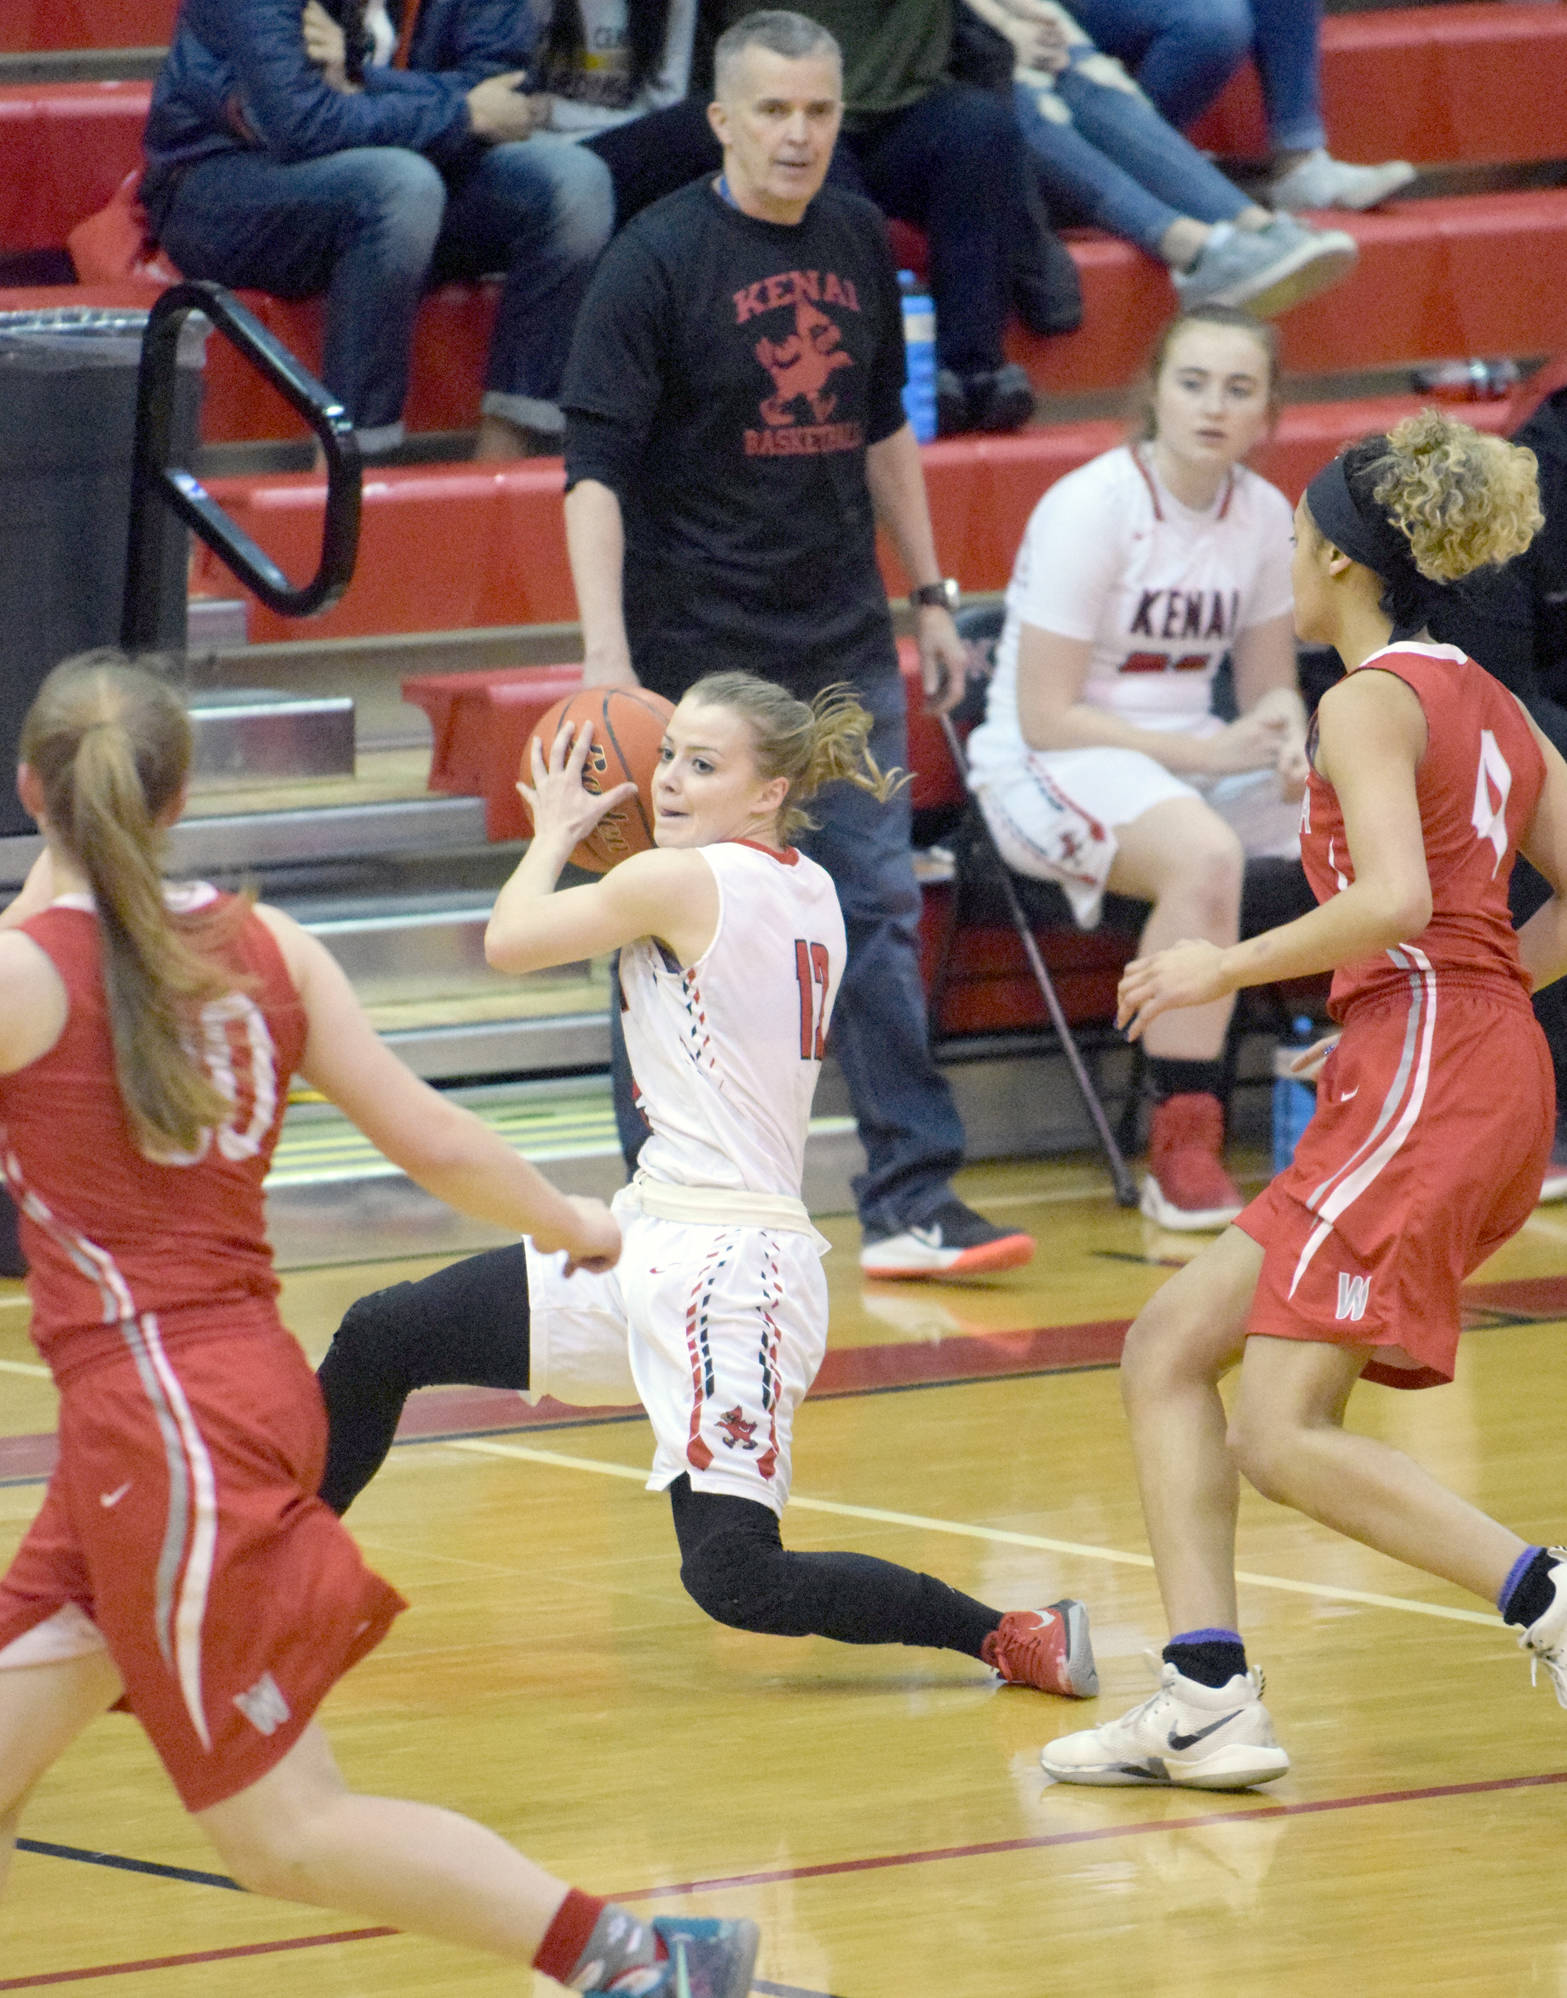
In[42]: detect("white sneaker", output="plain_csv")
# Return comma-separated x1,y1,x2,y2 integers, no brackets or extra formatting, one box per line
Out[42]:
1521,1548,1567,1707
1040,1662,1290,1790
1268,149,1416,213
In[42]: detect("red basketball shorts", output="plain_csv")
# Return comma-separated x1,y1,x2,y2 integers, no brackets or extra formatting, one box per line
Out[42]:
0,1304,405,1810
1238,983,1553,1389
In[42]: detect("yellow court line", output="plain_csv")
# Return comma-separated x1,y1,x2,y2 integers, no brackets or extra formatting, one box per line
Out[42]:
447,1437,1500,1629
0,1357,49,1380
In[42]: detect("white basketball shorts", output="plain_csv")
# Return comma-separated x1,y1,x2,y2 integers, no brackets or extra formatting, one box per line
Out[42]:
525,1189,830,1514
973,744,1301,927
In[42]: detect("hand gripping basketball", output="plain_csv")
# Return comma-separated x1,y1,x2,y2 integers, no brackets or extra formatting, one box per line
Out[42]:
519,687,675,873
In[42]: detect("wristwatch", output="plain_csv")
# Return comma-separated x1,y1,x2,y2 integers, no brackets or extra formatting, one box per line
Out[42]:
911,578,960,613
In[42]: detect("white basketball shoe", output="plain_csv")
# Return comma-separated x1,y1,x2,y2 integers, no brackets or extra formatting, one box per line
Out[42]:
1521,1549,1567,1707
1040,1662,1289,1790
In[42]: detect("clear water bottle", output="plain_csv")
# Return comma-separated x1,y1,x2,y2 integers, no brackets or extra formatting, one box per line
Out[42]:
898,270,937,444
1411,358,1521,402
1272,1015,1318,1174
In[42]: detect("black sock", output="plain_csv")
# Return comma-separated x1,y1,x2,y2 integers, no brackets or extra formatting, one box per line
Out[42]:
1163,1628,1248,1688
1499,1546,1561,1627
316,1242,532,1514
1149,1056,1226,1103
670,1479,1001,1657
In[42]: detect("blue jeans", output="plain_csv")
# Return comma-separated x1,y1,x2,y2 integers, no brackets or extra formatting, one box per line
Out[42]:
609,669,967,1235
830,83,1033,379
1064,0,1326,153
1012,54,1251,258
155,139,613,445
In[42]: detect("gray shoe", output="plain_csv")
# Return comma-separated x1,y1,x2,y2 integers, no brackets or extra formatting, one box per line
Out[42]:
1174,216,1357,319
1268,148,1416,212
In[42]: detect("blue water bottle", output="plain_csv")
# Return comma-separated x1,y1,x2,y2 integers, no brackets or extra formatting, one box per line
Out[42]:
898,270,937,443
1272,1015,1318,1174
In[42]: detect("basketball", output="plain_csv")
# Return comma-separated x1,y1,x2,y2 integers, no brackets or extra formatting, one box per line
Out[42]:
521,686,675,873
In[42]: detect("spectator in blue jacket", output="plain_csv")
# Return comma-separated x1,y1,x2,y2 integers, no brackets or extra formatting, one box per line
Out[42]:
142,0,615,456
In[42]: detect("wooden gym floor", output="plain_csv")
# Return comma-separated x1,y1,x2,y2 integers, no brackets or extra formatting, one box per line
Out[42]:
3,1155,1566,1996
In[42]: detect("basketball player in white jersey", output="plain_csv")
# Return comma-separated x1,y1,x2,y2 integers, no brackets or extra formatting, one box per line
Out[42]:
313,672,1098,1698
965,305,1307,1230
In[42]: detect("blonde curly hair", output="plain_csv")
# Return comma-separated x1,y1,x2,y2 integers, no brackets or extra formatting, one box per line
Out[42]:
1358,409,1543,583
683,673,905,841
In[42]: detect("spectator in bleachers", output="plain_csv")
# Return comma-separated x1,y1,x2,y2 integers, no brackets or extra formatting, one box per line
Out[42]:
1058,0,1415,210
964,305,1307,1230
527,0,723,223
962,0,1356,316
141,0,616,457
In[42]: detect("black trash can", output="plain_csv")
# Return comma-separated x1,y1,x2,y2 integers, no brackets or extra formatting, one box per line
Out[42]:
0,306,202,836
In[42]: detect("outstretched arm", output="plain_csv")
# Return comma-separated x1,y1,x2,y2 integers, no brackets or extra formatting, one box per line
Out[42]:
1117,667,1431,1037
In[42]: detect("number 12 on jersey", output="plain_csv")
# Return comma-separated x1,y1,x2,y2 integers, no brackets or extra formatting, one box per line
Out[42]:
795,938,831,1061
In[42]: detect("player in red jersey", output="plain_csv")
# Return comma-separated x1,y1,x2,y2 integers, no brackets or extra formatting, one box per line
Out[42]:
0,652,760,1997
1039,412,1567,1790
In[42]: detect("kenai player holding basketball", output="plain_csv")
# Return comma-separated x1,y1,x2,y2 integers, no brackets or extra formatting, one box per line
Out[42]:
315,673,1099,1699
1042,414,1567,1793
965,305,1306,1230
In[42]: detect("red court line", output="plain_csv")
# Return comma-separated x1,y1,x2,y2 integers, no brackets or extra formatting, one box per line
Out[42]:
14,1769,1566,1987
0,1929,394,1990
619,1767,1567,1900
7,1267,1567,1480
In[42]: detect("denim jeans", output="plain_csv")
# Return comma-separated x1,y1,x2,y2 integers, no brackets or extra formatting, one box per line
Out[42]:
609,669,967,1235
1012,53,1250,258
830,83,1034,379
1064,0,1326,153
156,138,613,445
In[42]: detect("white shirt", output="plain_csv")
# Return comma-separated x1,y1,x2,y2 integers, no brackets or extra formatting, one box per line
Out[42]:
967,442,1294,777
534,0,697,133
620,840,844,1197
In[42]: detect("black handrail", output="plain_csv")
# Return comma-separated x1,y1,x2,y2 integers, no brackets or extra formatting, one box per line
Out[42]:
121,280,361,650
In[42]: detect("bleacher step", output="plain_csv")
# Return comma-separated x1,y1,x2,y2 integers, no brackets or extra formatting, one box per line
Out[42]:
187,685,354,786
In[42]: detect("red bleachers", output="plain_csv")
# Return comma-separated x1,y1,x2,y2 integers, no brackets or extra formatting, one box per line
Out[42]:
1190,4,1567,167
194,394,1514,645
0,82,148,254
0,0,173,51
402,641,960,841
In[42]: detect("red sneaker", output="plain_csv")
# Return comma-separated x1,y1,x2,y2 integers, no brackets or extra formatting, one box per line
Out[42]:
982,1599,1098,1697
1140,1092,1243,1232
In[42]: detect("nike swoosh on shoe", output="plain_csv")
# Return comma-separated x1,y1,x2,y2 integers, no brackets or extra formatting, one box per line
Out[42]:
1167,1711,1244,1752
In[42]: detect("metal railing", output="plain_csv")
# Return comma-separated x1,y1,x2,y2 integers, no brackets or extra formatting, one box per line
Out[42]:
121,280,361,649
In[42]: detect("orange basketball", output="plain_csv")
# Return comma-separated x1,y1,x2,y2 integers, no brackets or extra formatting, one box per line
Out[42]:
521,686,675,873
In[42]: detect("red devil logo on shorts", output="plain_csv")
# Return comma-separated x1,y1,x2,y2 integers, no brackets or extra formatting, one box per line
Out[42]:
716,1405,759,1451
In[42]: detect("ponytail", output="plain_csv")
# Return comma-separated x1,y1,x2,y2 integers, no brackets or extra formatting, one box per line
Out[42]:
684,672,905,840
19,651,242,1157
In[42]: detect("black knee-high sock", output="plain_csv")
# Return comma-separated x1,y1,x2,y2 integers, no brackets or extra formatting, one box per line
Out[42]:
669,1477,1001,1657
316,1242,532,1514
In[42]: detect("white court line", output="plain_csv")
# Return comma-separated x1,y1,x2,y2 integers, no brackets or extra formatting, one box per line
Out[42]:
448,1437,1499,1628
0,1357,48,1380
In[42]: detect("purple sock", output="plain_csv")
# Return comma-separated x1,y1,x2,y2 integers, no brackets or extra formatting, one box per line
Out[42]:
1499,1546,1555,1627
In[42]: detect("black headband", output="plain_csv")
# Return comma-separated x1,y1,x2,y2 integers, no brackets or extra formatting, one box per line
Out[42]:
1304,449,1444,638
1303,451,1408,576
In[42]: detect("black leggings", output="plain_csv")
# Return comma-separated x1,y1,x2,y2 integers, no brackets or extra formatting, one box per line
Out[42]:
315,1246,1000,1659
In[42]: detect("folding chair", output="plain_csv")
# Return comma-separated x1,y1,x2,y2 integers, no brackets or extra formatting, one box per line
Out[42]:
930,605,1140,1207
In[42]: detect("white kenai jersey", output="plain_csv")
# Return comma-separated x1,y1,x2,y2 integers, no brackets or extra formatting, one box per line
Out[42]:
621,840,845,1196
967,443,1294,777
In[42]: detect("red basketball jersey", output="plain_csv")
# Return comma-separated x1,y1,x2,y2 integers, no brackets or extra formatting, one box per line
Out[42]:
1302,642,1544,1019
0,890,307,1376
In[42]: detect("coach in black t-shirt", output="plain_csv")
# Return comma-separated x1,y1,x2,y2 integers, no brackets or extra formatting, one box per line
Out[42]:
560,7,1034,1280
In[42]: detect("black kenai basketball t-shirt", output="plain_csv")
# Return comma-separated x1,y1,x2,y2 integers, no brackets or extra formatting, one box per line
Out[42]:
562,179,909,697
